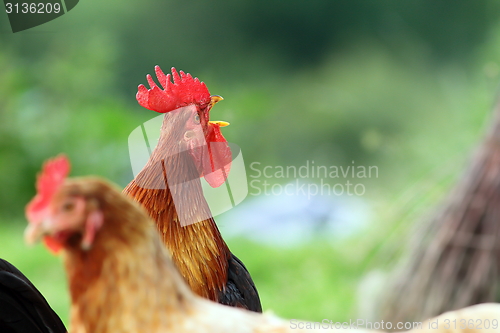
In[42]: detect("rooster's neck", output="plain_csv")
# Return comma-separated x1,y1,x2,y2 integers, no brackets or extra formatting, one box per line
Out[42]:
124,124,230,301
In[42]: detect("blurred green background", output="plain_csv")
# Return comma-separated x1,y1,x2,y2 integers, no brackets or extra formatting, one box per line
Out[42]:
1,0,500,326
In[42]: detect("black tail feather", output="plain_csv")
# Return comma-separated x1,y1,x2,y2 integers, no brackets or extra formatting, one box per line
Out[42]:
218,253,262,313
0,259,66,333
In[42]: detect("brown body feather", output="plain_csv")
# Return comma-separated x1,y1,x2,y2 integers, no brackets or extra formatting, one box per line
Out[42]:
124,181,229,301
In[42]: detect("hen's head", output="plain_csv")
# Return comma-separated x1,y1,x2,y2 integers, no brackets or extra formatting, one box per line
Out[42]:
136,66,231,188
24,156,119,253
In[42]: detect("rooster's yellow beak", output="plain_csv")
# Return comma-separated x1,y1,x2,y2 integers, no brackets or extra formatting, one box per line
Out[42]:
209,121,230,127
208,96,228,127
209,95,224,108
208,95,229,127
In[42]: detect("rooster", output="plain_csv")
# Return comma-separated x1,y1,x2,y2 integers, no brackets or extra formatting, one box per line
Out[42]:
0,258,66,333
123,66,261,312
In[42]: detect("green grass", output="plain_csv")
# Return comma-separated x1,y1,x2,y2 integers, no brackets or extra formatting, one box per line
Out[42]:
227,237,371,322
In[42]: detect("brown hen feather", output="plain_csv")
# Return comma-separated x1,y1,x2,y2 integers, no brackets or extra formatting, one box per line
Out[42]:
44,179,196,333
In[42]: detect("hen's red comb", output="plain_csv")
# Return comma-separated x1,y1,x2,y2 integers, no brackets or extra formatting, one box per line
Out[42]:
26,155,70,224
136,66,211,113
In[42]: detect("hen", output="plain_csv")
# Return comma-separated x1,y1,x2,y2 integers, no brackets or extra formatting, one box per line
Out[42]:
0,258,66,333
24,156,500,333
22,155,304,332
123,66,261,312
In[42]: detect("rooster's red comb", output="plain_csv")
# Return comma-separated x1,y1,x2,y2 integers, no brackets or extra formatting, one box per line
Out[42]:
26,155,70,224
136,66,211,113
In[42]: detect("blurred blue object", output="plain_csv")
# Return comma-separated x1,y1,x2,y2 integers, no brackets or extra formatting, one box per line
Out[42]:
218,181,371,247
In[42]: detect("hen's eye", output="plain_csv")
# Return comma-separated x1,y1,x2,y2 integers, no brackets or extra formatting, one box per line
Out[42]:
62,202,75,211
194,114,200,124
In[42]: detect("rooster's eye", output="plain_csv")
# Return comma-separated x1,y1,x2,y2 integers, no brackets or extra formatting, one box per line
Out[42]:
193,114,200,124
62,202,75,211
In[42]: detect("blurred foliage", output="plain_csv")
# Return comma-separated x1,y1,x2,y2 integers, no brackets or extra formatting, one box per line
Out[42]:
2,0,500,324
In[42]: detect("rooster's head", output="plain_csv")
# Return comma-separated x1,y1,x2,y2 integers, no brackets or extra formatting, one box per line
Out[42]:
136,66,231,188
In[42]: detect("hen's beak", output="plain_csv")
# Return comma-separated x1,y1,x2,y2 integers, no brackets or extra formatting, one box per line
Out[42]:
24,221,49,245
209,120,230,127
